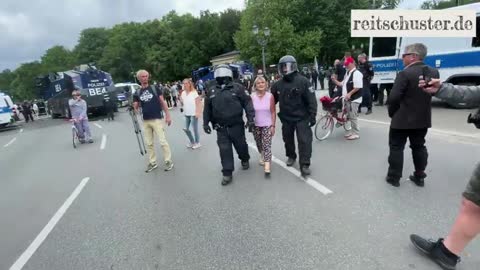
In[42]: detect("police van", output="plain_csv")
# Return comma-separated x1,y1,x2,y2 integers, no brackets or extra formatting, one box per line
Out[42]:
114,82,141,107
0,92,14,128
368,3,480,108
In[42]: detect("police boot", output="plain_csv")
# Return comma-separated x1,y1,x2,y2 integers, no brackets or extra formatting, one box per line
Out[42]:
366,108,372,115
241,160,250,170
300,166,311,177
222,175,233,186
409,171,426,187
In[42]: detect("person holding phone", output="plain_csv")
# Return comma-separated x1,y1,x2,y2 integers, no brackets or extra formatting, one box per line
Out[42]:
409,78,480,270
385,43,439,188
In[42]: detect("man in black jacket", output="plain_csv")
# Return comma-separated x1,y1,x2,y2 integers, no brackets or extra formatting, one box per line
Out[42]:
272,55,318,177
385,43,439,187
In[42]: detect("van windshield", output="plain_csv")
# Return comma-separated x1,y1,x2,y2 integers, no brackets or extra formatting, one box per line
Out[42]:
0,97,8,108
372,37,397,57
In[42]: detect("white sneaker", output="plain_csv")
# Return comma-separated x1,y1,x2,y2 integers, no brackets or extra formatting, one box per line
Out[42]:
192,143,202,149
186,143,193,148
346,134,360,140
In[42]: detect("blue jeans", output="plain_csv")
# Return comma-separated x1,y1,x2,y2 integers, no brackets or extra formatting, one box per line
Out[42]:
185,116,200,144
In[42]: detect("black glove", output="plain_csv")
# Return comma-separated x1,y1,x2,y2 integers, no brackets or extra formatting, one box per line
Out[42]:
247,121,255,133
180,108,184,113
203,125,212,134
309,117,316,127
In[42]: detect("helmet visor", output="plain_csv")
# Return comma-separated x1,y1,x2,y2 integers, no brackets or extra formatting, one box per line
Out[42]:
214,67,233,79
278,62,297,76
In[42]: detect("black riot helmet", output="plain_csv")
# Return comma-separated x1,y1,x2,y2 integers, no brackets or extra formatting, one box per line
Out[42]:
214,64,233,85
278,55,298,80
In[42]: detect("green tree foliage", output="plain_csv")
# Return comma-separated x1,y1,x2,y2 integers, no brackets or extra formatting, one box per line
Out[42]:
0,69,14,92
9,62,44,100
421,0,478,9
73,27,111,65
235,0,322,68
40,45,74,73
235,0,402,68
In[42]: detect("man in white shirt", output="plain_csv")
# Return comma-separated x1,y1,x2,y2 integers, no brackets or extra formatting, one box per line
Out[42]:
332,56,363,140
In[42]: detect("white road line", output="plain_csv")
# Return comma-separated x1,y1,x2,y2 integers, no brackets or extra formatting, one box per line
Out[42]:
19,129,24,133
9,177,91,270
94,123,102,129
3,137,17,148
247,142,333,195
100,134,107,150
358,118,480,139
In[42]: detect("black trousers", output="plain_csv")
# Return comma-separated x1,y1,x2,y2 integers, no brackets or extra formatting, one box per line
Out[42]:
370,84,379,102
106,107,114,120
312,77,318,90
387,128,429,180
216,124,250,176
166,97,172,107
319,77,325,90
282,119,313,166
173,96,177,107
359,84,372,110
23,112,34,122
378,85,391,105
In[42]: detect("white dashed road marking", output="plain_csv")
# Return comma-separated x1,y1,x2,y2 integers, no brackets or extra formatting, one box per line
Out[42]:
9,177,91,270
247,142,333,195
100,134,107,150
3,137,17,148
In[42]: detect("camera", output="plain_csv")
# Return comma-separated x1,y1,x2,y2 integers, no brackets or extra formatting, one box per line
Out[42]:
467,107,480,129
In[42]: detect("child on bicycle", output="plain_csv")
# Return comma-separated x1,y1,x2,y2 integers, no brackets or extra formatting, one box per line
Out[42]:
69,89,93,143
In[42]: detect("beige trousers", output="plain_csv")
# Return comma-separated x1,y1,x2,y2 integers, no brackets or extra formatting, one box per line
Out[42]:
143,119,172,165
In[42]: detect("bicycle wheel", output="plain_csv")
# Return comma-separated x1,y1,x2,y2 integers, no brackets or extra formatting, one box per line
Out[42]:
72,127,77,148
315,115,334,141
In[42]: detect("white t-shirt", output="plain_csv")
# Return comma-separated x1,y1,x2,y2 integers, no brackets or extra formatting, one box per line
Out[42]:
181,91,199,116
342,68,363,103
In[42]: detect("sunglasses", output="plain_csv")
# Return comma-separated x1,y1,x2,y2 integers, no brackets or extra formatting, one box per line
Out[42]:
402,53,415,58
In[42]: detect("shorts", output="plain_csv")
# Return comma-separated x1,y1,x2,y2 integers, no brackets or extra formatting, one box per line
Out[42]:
463,162,480,207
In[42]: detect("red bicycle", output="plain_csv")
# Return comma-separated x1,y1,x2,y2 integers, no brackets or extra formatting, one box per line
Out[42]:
315,96,352,141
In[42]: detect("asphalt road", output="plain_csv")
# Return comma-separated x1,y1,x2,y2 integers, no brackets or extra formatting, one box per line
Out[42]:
1,94,479,270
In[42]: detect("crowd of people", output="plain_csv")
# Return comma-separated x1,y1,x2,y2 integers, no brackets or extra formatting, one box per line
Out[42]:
63,41,479,269
11,100,45,123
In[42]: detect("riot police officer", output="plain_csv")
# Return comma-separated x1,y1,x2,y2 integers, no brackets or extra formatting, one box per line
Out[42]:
203,64,255,186
271,55,318,177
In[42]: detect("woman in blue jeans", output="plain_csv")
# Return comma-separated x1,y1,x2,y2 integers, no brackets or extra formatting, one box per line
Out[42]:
180,78,202,149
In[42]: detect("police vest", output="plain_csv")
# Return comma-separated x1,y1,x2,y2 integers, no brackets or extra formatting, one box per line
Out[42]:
346,69,363,101
209,84,244,125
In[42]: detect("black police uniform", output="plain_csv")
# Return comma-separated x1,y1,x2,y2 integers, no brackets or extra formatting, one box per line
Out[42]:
358,60,374,112
271,72,318,169
204,82,255,178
